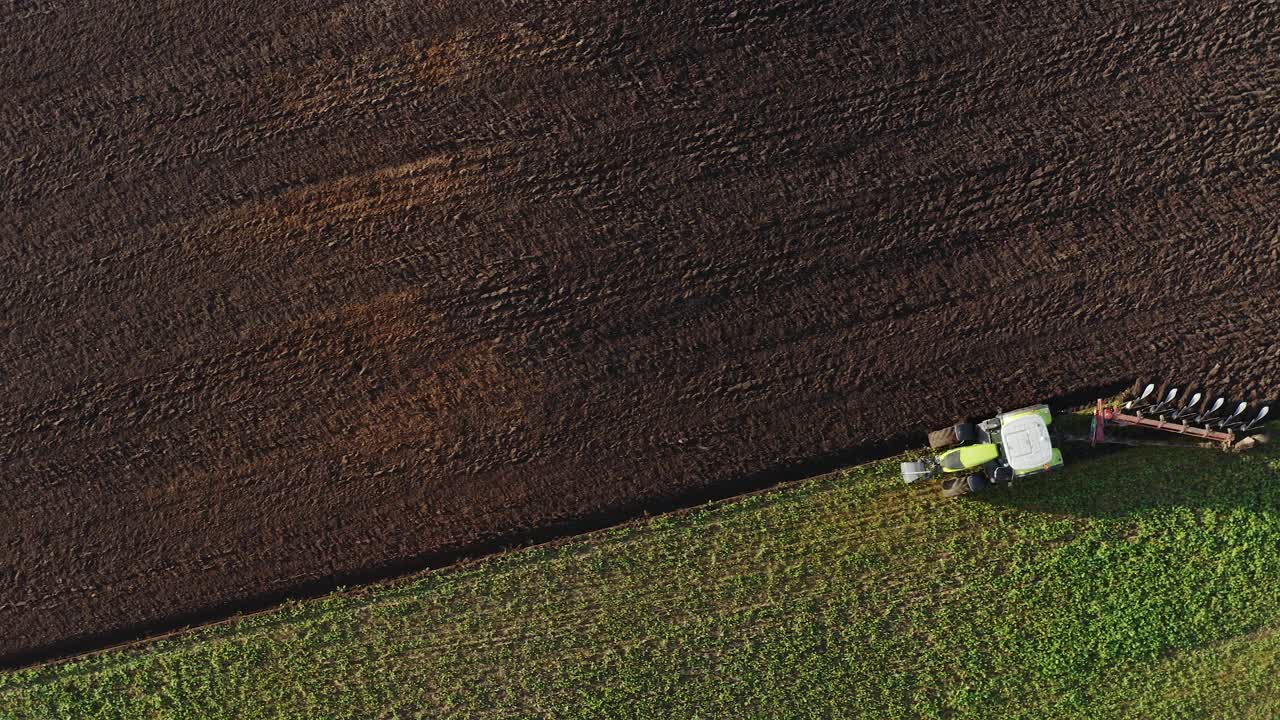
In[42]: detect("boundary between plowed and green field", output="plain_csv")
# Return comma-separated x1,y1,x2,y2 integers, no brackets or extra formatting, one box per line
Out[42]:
3,436,1280,718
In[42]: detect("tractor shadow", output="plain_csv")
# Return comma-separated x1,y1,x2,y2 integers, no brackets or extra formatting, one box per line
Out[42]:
972,438,1277,520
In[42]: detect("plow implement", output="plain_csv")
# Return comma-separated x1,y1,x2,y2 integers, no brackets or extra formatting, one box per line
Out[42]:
1090,383,1271,451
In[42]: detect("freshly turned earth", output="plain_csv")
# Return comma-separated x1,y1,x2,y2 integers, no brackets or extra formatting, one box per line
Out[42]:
2,0,1277,666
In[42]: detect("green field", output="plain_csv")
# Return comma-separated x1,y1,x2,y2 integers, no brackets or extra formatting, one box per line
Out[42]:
4,438,1280,719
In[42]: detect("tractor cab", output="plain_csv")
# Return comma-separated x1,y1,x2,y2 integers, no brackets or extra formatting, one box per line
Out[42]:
991,406,1062,478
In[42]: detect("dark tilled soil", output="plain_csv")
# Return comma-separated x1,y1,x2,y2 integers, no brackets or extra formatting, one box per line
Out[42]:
2,0,1278,666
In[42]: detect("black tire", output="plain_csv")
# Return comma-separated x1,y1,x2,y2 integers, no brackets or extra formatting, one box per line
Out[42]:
966,473,989,494
928,426,959,449
941,477,970,498
929,422,976,449
989,464,1013,485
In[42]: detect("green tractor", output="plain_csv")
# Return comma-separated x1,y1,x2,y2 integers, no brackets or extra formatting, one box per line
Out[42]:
900,404,1064,497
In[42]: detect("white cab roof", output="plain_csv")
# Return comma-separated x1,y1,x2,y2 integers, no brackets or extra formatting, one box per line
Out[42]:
1001,413,1053,471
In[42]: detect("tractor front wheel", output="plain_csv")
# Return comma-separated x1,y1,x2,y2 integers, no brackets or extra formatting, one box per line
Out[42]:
929,422,976,449
941,473,990,498
940,477,969,498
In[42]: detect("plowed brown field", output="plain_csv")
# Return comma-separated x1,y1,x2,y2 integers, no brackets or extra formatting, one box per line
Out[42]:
2,0,1278,666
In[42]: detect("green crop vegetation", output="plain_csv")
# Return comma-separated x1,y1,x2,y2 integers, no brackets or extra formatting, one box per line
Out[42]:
3,440,1279,719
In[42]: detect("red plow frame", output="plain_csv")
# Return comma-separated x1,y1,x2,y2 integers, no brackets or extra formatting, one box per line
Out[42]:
1091,398,1236,449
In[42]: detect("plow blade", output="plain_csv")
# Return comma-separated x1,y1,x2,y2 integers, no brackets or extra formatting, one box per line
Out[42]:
1216,401,1249,429
1168,391,1202,421
1242,406,1271,433
1124,383,1156,410
1149,387,1180,415
1196,397,1227,424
